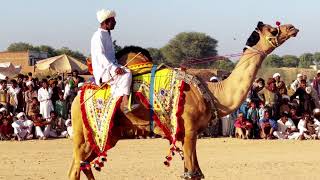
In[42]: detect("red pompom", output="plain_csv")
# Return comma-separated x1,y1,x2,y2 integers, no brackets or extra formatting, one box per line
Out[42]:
276,21,281,26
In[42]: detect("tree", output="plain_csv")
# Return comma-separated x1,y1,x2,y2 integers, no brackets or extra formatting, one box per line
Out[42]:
7,42,35,52
263,54,283,67
147,48,165,64
299,53,314,68
113,40,122,53
281,55,299,67
37,45,57,57
211,59,235,71
160,32,218,67
313,52,320,67
55,47,86,62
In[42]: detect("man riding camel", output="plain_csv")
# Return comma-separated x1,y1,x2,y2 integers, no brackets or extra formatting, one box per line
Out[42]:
91,9,138,113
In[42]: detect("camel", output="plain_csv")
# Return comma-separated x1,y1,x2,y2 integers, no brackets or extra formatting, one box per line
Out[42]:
68,21,299,180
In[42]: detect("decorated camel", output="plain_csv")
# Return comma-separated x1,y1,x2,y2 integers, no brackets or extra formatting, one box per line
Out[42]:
68,21,299,180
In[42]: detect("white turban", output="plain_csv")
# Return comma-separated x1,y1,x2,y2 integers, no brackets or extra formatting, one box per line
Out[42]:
17,112,25,119
78,82,84,88
26,81,34,87
297,73,302,78
0,107,7,112
96,9,116,23
273,73,280,78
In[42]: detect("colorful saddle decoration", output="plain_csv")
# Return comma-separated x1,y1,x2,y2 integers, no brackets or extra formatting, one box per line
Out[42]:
79,64,218,170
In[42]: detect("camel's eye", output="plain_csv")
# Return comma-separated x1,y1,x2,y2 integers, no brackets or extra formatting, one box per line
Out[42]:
271,29,278,36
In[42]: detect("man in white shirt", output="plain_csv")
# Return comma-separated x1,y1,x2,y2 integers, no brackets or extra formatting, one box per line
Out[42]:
11,112,33,141
273,111,299,139
91,9,137,113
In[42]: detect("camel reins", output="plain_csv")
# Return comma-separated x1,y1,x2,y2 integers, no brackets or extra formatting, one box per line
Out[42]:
80,52,142,105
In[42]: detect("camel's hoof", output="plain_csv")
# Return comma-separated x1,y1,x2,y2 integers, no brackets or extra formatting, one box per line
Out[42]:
180,171,205,179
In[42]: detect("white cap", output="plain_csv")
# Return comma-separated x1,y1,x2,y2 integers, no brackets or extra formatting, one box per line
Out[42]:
306,87,312,94
96,9,116,23
297,73,303,78
210,76,218,82
273,73,281,78
317,70,320,74
17,112,25,119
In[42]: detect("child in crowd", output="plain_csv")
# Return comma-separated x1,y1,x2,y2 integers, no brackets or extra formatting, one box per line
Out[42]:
28,97,40,120
55,92,67,120
258,102,266,120
65,119,73,138
0,118,13,140
247,102,259,138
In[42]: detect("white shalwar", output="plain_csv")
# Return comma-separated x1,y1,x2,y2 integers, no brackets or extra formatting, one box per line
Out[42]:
91,28,132,97
273,118,300,139
38,87,54,119
12,119,33,139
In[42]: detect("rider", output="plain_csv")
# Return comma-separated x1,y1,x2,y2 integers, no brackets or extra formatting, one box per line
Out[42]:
91,9,138,113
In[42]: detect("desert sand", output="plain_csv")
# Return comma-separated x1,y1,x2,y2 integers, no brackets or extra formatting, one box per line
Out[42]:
0,138,320,180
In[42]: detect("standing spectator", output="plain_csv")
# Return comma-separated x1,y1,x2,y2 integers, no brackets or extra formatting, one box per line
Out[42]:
273,112,299,139
0,80,8,107
24,81,38,117
50,80,59,105
259,111,277,139
57,75,64,90
38,79,53,119
72,70,84,83
258,102,266,120
55,92,67,120
248,78,265,107
312,70,320,97
0,116,13,140
7,80,21,114
279,95,291,115
290,79,315,114
234,112,253,139
27,72,33,82
290,73,303,92
29,97,40,120
273,73,286,91
258,78,281,119
11,112,33,141
305,86,320,108
247,102,259,138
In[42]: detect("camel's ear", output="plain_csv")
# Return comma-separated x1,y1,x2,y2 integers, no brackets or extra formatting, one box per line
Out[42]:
257,21,264,31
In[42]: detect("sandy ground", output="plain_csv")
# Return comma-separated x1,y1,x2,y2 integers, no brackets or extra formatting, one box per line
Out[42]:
0,138,320,180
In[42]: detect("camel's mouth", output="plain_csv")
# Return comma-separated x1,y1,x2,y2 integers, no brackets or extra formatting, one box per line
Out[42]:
289,27,299,37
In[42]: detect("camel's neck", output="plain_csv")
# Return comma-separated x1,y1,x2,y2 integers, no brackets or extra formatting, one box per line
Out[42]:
207,47,266,117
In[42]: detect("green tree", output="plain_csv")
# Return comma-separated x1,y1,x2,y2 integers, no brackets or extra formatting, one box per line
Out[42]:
313,52,320,67
147,48,165,64
7,42,35,52
263,54,283,67
113,40,122,53
211,59,235,71
55,47,86,62
161,32,218,67
281,55,299,67
299,53,314,68
36,45,57,57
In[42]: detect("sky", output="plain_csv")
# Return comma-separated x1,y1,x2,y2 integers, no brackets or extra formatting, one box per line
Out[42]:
0,0,319,57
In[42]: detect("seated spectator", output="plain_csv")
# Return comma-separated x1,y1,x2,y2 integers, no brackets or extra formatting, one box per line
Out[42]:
46,111,67,138
289,108,300,127
247,102,259,138
279,95,291,115
259,111,277,139
290,73,303,92
0,117,14,140
11,112,33,141
234,112,253,139
65,119,73,138
273,112,299,139
298,112,317,140
33,113,50,140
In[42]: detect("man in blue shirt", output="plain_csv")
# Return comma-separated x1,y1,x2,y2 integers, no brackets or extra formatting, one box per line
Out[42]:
259,111,277,139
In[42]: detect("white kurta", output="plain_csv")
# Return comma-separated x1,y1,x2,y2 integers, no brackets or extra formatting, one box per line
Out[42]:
91,28,132,97
7,86,21,108
38,87,54,119
12,119,33,139
273,118,299,139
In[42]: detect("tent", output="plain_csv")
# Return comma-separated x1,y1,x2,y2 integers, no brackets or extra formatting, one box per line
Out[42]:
0,62,22,79
36,54,88,73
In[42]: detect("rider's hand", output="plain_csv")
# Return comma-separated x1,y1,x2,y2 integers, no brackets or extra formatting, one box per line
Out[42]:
115,67,125,75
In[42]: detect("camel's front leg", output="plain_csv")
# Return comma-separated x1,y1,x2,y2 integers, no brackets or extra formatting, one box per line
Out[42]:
182,131,204,179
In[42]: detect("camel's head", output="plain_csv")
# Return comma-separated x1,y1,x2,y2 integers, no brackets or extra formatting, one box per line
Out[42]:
244,21,299,54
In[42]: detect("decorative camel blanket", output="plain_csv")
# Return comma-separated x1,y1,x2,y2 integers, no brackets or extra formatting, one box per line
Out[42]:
79,67,186,169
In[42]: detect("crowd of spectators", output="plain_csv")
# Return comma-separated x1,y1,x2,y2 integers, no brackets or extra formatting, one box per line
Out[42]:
208,71,320,140
0,70,84,141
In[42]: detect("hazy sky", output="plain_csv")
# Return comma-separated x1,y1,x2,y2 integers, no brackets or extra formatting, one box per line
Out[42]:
0,0,318,57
